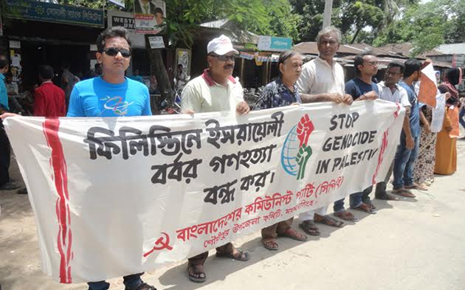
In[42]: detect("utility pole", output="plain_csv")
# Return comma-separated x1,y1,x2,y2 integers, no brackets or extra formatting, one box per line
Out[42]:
322,0,333,29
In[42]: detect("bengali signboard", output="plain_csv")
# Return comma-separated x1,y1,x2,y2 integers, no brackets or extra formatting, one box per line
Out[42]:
258,36,292,52
4,100,404,283
3,0,104,27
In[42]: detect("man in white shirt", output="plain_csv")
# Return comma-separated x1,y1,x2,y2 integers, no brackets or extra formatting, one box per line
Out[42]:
295,26,355,235
375,61,411,200
181,35,250,283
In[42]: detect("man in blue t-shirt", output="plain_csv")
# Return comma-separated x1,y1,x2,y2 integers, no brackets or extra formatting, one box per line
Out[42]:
392,59,422,198
68,27,155,290
343,52,380,215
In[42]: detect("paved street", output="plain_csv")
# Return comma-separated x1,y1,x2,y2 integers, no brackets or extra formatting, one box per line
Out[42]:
1,135,465,290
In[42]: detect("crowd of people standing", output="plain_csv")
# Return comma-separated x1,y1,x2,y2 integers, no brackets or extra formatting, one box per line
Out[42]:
0,25,463,290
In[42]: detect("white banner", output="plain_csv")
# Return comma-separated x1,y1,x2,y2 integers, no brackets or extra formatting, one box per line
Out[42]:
4,100,404,283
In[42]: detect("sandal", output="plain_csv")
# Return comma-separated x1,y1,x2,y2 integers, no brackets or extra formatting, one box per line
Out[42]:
125,282,157,290
352,203,377,214
333,210,358,222
405,183,428,191
262,238,279,251
278,228,307,241
298,220,321,236
363,199,377,210
188,263,206,283
392,188,416,198
314,215,344,227
216,249,250,261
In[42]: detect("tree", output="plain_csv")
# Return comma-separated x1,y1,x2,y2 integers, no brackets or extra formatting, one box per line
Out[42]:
444,0,465,43
373,1,447,56
290,0,416,43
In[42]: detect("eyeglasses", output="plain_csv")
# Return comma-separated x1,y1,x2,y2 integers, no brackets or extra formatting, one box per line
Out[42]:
364,61,379,66
210,54,235,61
386,71,401,76
103,47,132,58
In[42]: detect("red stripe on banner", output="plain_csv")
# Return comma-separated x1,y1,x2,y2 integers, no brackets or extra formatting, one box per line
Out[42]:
372,130,389,184
43,119,73,284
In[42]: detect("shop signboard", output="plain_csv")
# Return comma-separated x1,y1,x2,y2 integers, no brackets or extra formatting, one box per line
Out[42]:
3,0,104,28
257,36,292,52
108,10,145,49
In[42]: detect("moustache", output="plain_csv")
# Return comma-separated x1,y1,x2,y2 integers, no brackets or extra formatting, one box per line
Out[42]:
224,64,234,70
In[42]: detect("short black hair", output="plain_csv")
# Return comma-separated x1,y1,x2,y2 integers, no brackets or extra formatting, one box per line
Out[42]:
387,61,405,74
39,65,54,80
354,51,376,75
155,7,163,15
445,68,461,86
403,59,422,79
0,58,8,70
96,26,132,53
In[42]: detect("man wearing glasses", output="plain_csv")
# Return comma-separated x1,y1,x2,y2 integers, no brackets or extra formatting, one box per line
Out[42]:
181,34,250,283
67,27,155,290
67,27,151,118
296,26,354,235
344,52,380,214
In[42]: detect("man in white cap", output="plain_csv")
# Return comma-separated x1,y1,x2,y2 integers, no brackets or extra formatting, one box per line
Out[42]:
181,34,250,283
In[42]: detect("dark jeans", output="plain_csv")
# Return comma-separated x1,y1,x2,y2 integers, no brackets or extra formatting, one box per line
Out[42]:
375,162,394,197
349,186,373,208
333,199,345,213
88,273,143,290
459,107,465,129
0,123,11,186
393,132,420,190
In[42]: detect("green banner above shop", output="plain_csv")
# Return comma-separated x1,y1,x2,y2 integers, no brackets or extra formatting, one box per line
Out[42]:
3,0,104,28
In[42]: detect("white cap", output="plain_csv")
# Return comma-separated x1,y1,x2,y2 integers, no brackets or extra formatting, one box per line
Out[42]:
207,35,239,55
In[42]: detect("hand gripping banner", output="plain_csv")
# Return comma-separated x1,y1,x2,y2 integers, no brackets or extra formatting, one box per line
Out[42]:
4,100,404,283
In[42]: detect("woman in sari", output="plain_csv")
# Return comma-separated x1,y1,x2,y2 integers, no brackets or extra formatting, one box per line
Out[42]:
413,102,437,187
435,68,461,175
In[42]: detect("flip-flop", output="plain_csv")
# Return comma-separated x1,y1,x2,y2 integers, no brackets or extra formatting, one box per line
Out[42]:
216,249,250,261
188,264,206,283
278,228,307,241
262,239,279,251
314,215,344,227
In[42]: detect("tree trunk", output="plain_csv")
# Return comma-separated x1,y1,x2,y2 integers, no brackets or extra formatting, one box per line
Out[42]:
145,35,174,113
351,27,362,44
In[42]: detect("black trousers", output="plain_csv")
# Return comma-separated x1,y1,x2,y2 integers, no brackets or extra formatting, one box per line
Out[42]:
0,122,11,186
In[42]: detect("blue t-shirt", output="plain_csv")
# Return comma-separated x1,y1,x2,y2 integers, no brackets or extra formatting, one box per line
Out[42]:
0,74,9,110
345,78,379,100
399,81,420,138
67,77,152,117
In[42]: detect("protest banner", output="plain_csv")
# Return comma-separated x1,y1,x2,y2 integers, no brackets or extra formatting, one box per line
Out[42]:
4,100,404,283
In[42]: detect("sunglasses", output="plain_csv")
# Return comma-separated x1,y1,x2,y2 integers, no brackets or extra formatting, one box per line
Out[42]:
103,47,132,58
210,54,235,61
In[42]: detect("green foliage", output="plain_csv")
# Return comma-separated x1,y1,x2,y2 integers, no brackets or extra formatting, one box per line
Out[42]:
373,1,448,56
290,0,416,43
444,0,465,43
